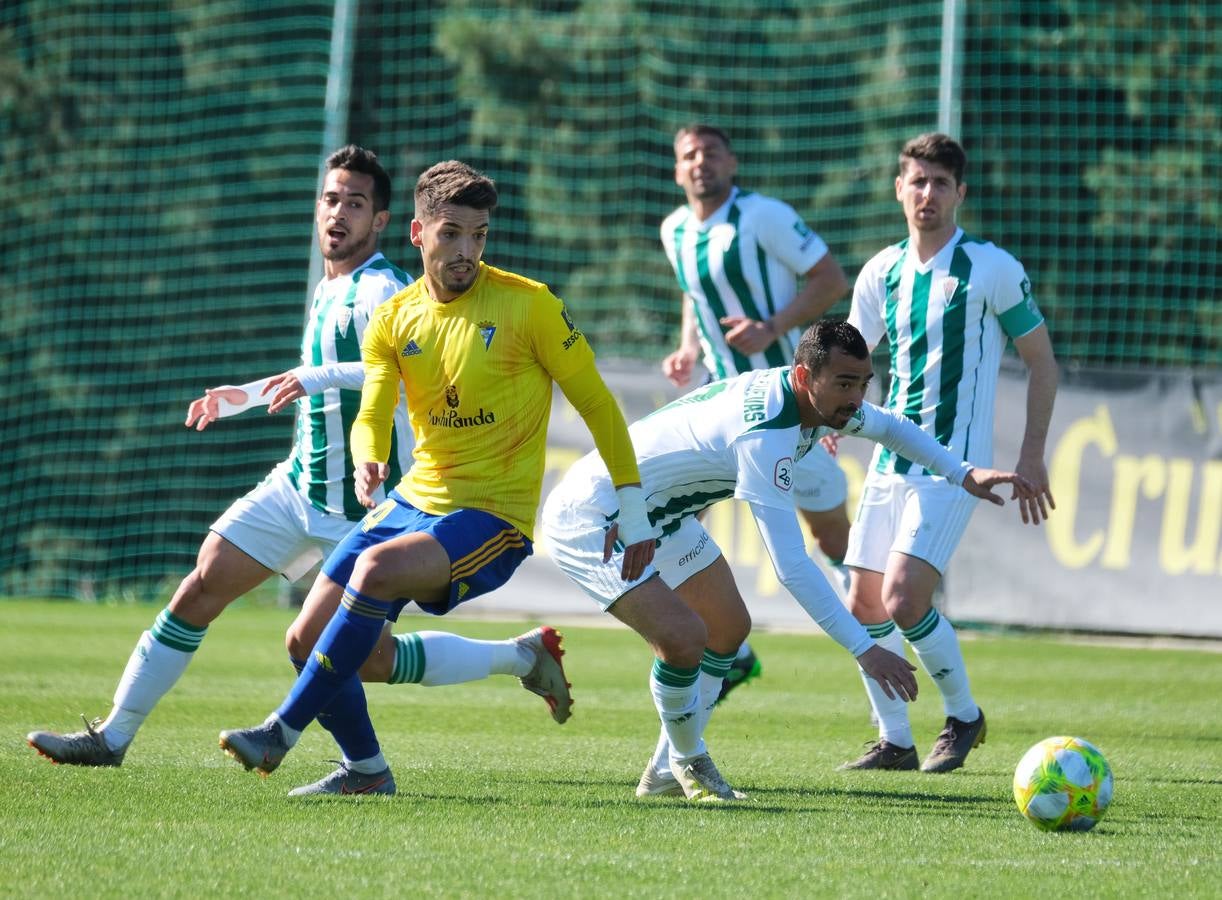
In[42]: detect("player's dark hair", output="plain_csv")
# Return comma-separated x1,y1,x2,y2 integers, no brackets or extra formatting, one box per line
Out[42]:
325,144,392,212
414,160,498,221
899,132,966,184
794,319,869,373
674,124,732,154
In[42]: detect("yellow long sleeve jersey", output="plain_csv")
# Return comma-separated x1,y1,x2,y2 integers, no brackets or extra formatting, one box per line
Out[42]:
352,262,640,539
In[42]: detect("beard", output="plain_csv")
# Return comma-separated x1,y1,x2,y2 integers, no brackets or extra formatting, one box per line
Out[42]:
320,229,373,262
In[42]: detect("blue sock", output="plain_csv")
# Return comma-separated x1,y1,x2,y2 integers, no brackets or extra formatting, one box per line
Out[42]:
288,656,380,762
276,587,390,736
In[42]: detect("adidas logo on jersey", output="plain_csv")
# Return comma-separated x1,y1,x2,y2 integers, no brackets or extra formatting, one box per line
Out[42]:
401,340,422,357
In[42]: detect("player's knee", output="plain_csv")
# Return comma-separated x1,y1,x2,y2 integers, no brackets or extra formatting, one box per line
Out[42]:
654,614,707,668
708,605,750,650
284,615,319,660
348,543,401,597
167,568,231,626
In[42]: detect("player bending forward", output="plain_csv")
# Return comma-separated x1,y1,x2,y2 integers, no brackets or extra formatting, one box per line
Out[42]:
541,319,1032,798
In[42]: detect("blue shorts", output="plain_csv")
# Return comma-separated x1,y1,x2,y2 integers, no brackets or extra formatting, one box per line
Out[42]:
321,492,533,618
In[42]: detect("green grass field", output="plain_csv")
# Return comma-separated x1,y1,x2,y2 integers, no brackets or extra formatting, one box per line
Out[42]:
2,599,1220,898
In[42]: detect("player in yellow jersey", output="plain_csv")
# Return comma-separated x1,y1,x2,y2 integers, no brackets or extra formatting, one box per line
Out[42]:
218,161,707,797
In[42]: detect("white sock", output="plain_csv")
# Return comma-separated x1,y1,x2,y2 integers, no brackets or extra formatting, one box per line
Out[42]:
859,623,914,748
649,661,701,762
906,612,978,722
344,751,389,775
734,641,752,662
650,667,724,776
647,727,670,779
101,630,193,751
390,632,531,685
268,713,302,746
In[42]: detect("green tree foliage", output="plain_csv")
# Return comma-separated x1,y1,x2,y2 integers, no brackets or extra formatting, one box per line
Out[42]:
1,0,1216,596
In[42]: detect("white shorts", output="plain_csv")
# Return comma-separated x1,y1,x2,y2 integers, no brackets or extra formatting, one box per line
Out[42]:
540,482,722,610
843,473,976,575
210,467,360,581
792,444,848,513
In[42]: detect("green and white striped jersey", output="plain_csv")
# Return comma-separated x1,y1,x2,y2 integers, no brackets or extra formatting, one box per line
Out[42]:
283,252,412,521
849,227,1044,475
661,187,829,379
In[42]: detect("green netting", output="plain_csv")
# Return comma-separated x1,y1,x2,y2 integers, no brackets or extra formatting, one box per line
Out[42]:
1,0,1218,596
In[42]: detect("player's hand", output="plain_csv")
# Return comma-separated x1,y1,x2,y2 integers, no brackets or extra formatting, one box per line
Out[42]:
185,386,248,431
264,371,307,414
354,461,389,509
662,347,698,388
1012,453,1055,525
601,523,657,582
962,467,1036,508
819,433,840,457
720,315,774,355
857,644,918,701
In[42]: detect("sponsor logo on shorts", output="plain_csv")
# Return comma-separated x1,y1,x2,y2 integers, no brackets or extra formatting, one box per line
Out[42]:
774,457,793,490
677,531,710,567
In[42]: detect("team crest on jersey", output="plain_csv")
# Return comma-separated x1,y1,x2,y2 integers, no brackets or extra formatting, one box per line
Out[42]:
336,307,353,338
445,385,460,409
774,457,794,491
401,339,422,358
1020,277,1040,317
940,277,960,305
478,320,496,350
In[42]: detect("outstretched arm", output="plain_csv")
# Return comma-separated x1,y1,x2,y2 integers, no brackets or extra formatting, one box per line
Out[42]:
750,501,917,701
184,361,369,429
843,403,1036,508
185,377,274,431
265,362,367,414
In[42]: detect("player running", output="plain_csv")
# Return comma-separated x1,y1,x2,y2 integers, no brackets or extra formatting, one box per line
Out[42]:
541,319,1032,799
214,160,663,796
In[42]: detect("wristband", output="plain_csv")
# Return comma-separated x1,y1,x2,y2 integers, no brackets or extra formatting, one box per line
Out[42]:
614,485,661,545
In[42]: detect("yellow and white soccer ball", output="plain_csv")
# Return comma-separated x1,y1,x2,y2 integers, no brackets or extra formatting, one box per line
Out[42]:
1013,736,1114,832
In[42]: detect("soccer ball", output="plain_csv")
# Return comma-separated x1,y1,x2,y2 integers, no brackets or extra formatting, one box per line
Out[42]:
1012,736,1113,832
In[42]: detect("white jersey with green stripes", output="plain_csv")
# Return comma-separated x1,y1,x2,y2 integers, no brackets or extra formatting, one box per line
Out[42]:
849,227,1044,475
661,187,829,379
559,366,968,538
281,252,412,521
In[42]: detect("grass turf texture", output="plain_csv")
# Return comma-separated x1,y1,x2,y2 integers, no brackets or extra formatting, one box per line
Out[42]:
2,599,1220,898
